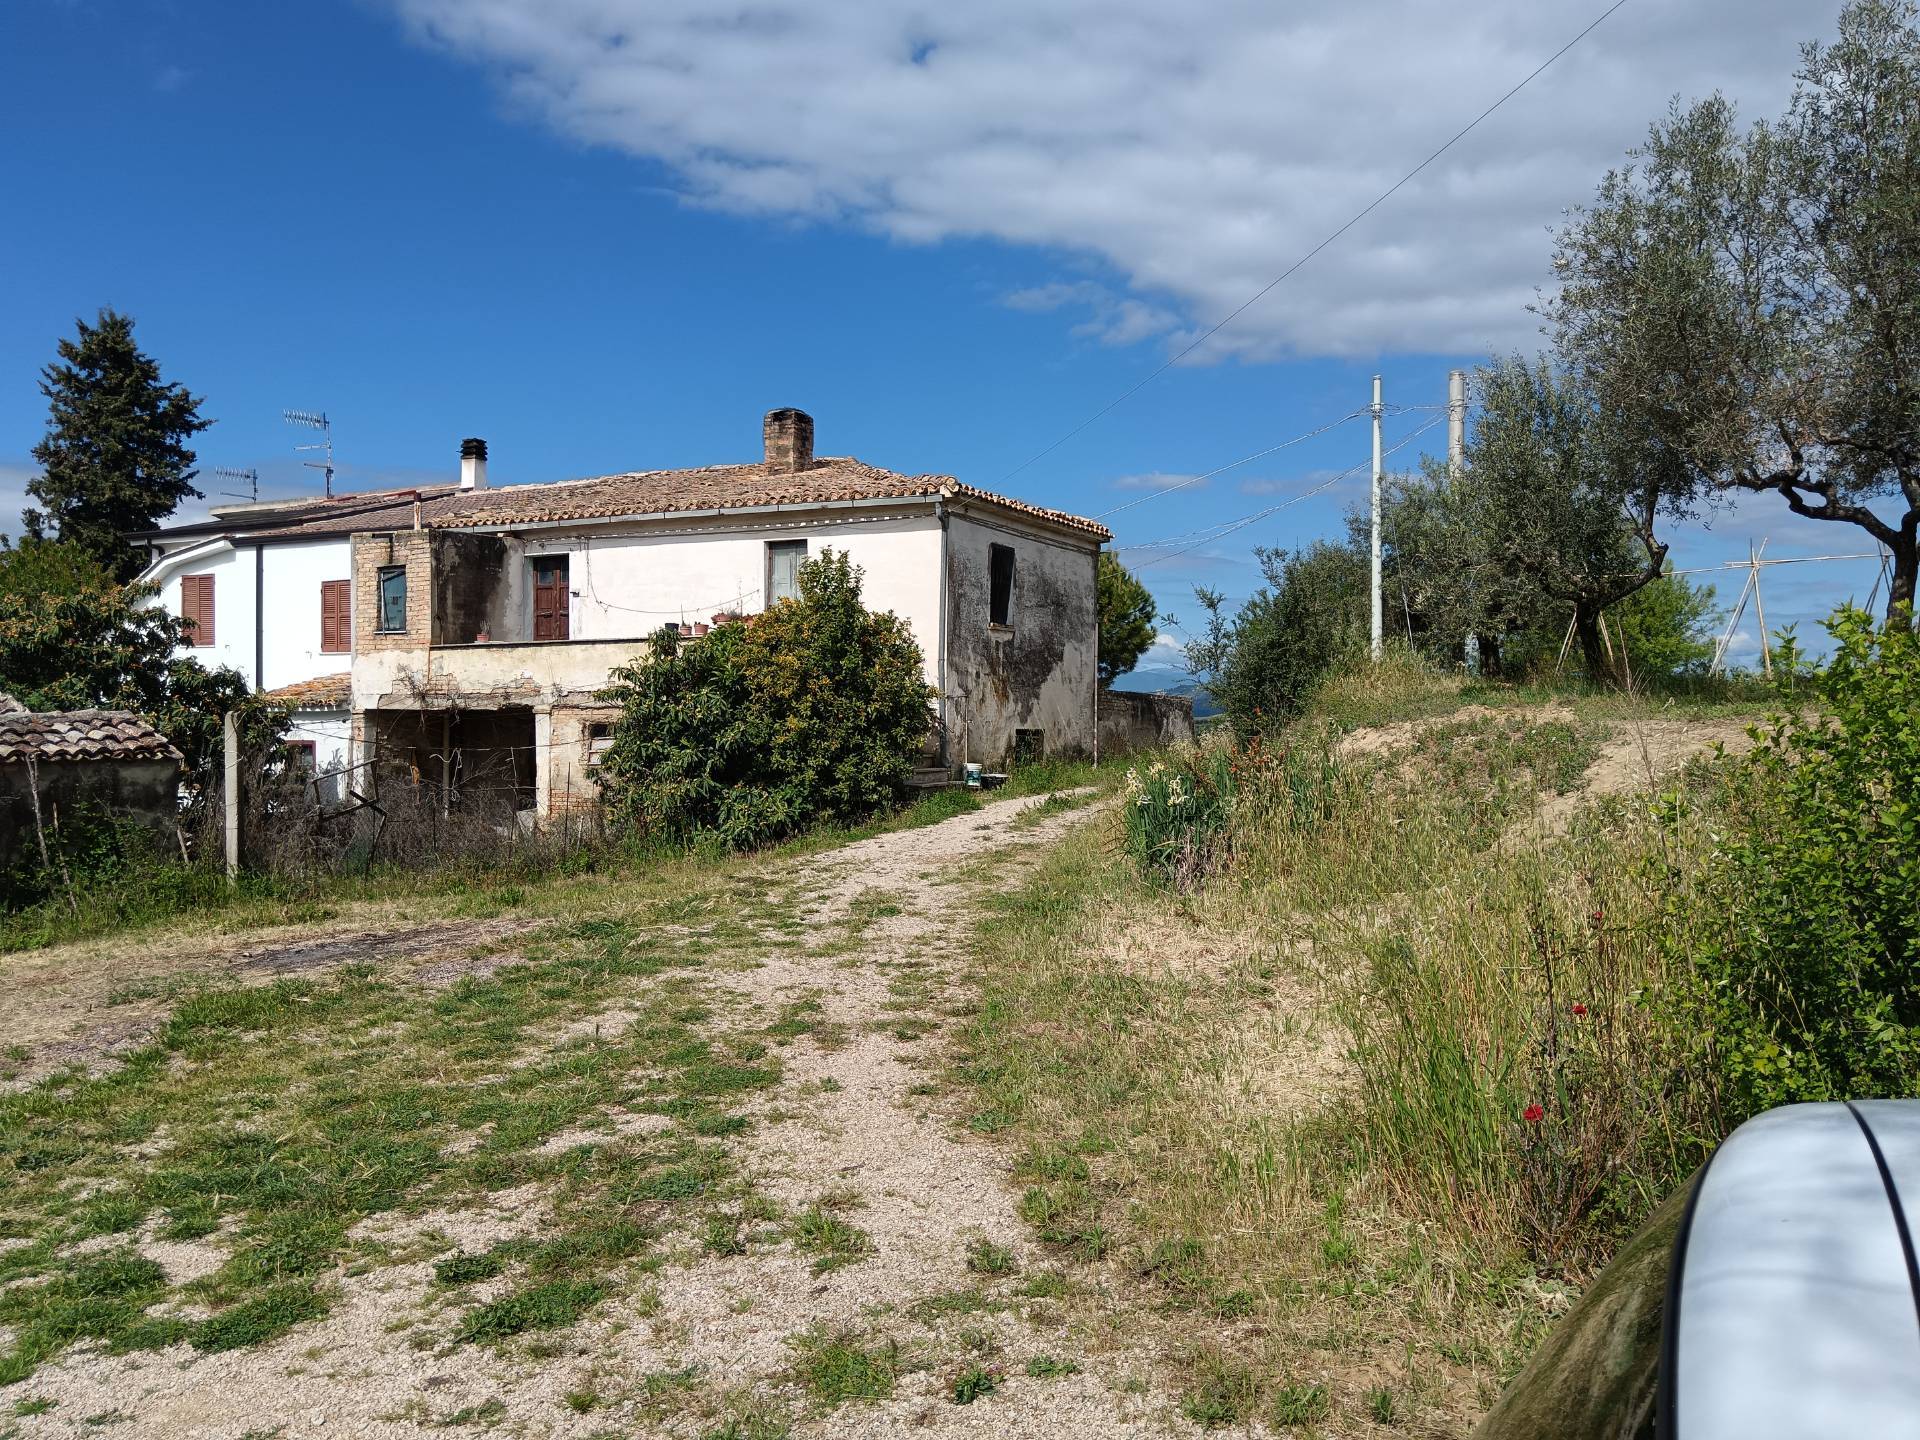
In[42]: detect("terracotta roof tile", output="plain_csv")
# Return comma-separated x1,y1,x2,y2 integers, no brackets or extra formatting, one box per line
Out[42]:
246,459,1111,542
261,675,352,710
0,710,183,765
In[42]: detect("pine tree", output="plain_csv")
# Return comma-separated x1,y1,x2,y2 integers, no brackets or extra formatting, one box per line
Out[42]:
25,309,210,579
1096,553,1158,687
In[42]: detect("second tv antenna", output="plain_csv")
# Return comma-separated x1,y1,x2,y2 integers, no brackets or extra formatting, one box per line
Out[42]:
283,409,335,498
211,466,259,504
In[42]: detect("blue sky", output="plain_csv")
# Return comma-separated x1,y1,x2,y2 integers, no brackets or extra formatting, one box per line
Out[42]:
0,0,1893,682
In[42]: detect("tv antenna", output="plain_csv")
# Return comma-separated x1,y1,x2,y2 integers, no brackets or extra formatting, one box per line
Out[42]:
211,466,259,504
283,409,335,498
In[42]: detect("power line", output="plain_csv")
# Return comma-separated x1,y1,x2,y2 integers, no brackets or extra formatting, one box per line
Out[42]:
1093,409,1370,519
1122,415,1442,553
995,0,1629,486
1126,415,1446,570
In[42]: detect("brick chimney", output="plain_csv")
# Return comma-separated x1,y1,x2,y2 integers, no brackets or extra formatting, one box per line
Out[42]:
460,437,488,491
763,409,814,474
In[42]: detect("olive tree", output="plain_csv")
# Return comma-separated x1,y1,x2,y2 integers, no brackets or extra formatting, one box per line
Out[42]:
1440,358,1687,683
1548,0,1920,623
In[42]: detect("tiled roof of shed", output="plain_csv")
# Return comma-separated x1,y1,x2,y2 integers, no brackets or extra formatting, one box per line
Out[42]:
246,459,1111,542
261,675,352,711
0,709,183,765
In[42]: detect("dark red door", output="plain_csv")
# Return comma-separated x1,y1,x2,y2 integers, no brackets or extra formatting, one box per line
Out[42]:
533,557,569,641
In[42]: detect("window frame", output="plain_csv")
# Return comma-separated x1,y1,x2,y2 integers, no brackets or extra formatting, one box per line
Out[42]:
766,539,808,607
988,543,1016,628
585,721,615,767
375,565,409,634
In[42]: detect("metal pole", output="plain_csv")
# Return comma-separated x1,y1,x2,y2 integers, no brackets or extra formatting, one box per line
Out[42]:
223,711,240,882
1447,369,1467,479
1751,539,1772,677
1370,374,1384,660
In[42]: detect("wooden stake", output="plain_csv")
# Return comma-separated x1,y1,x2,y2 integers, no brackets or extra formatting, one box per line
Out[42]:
224,711,241,883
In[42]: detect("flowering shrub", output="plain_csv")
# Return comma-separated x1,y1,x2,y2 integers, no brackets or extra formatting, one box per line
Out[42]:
1121,746,1238,889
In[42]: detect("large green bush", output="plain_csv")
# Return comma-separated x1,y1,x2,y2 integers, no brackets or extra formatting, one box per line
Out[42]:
1190,542,1368,736
595,550,932,850
1669,606,1920,1120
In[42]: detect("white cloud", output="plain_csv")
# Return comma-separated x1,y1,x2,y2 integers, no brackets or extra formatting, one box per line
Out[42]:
0,462,35,542
389,0,1829,358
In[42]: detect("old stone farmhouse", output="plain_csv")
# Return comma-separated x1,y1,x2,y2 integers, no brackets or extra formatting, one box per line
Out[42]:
135,410,1109,822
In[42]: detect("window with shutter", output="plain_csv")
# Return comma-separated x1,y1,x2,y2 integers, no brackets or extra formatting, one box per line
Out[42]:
531,556,570,641
320,580,350,653
181,573,215,648
766,540,807,605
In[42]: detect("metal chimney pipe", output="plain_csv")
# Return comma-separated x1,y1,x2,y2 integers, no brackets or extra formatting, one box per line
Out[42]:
460,437,488,491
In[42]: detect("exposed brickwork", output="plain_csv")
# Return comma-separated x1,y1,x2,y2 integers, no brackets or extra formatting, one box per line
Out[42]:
762,408,814,474
544,703,621,814
352,532,433,653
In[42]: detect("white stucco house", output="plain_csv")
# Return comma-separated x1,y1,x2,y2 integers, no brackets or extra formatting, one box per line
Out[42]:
135,409,1109,825
133,483,465,803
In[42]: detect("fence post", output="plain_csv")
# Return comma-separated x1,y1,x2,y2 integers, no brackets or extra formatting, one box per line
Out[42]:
223,711,240,883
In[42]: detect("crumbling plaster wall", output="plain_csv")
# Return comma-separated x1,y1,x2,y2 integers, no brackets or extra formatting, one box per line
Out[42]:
941,511,1099,767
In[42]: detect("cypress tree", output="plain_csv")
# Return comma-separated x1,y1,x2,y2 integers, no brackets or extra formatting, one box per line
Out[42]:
25,308,211,579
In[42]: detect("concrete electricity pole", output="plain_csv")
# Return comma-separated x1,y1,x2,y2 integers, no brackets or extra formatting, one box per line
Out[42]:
1370,374,1384,660
1448,369,1468,479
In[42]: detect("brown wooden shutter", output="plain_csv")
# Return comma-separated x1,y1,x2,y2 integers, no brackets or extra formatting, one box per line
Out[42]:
181,574,215,648
320,579,350,653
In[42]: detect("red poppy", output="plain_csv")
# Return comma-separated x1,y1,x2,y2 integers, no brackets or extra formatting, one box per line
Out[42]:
1523,1103,1545,1124
1590,909,1605,925
1571,1002,1589,1017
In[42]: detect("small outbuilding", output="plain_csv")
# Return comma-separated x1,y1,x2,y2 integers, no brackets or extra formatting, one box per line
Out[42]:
0,698,184,872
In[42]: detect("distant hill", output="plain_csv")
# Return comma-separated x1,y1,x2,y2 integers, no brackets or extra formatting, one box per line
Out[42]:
1110,669,1220,718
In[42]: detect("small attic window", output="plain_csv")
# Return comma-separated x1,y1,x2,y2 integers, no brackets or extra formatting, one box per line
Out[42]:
988,543,1015,627
586,721,615,766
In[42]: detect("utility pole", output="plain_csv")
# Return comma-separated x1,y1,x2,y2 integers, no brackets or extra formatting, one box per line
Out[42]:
1447,369,1467,479
1370,374,1384,660
1448,368,1478,674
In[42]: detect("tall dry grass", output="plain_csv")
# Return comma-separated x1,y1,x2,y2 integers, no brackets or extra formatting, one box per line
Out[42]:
955,674,1760,1431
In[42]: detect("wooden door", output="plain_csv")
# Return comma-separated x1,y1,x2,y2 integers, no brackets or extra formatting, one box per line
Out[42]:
533,557,570,641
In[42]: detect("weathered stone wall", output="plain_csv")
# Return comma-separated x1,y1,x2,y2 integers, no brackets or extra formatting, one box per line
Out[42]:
431,533,508,646
1097,689,1196,757
0,758,181,872
941,509,1099,767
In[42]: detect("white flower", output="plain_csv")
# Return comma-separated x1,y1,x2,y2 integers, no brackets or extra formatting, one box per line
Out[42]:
1124,768,1143,798
1148,760,1168,777
1168,776,1189,807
